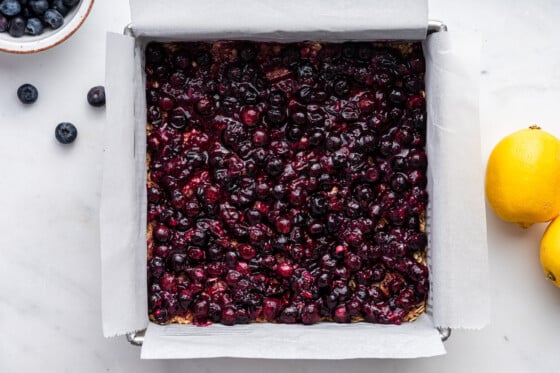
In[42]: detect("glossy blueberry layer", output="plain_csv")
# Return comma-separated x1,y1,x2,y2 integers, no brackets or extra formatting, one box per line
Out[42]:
145,41,428,326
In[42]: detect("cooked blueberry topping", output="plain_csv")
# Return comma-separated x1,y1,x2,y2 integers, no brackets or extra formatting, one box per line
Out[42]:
146,41,428,326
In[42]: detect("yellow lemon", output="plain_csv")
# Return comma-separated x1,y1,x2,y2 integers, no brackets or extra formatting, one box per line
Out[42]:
540,216,560,287
485,125,560,228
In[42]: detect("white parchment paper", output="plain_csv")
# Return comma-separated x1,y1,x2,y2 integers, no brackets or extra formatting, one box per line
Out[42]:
101,33,148,337
128,0,428,41
424,31,490,329
101,0,489,358
141,315,444,359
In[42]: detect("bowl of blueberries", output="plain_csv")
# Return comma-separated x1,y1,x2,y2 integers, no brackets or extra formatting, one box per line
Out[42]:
0,0,94,53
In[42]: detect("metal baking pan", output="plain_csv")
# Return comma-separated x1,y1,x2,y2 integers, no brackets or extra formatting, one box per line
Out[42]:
125,19,450,347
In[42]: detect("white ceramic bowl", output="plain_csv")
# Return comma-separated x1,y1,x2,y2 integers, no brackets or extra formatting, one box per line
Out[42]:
0,0,94,54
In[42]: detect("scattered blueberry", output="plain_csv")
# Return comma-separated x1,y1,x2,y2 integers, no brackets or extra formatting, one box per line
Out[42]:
25,17,43,35
17,83,38,104
0,14,8,32
8,15,25,37
87,86,106,107
43,9,63,29
0,0,21,17
55,122,78,144
29,0,49,15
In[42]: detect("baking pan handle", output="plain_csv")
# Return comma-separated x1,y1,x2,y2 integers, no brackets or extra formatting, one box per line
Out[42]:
427,20,448,34
124,23,135,37
126,329,146,346
437,327,452,342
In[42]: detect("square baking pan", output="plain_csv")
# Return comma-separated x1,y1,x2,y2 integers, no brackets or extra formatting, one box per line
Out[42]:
100,0,488,359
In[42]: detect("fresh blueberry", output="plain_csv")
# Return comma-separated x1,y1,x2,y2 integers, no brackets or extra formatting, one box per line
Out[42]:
55,122,78,144
43,9,63,29
0,14,8,32
62,0,80,7
8,16,25,37
0,0,21,17
87,86,106,107
25,17,43,35
20,5,33,18
29,0,49,15
17,83,39,104
51,0,69,16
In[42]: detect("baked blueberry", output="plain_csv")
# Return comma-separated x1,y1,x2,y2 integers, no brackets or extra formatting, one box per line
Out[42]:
17,83,38,104
145,41,428,326
195,51,212,66
87,86,106,107
55,122,78,144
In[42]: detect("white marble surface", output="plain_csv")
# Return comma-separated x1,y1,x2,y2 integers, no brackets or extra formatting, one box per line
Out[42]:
1,0,559,371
